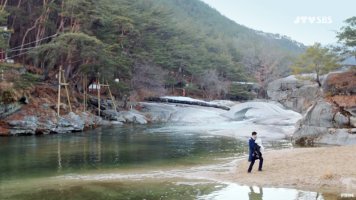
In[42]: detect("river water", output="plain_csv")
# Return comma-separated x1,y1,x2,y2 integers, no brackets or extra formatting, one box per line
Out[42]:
0,124,348,200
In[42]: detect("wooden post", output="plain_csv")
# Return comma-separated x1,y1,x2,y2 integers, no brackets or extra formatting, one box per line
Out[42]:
85,75,87,112
57,66,62,116
62,72,72,112
57,66,73,116
97,76,101,116
106,81,117,111
83,74,87,112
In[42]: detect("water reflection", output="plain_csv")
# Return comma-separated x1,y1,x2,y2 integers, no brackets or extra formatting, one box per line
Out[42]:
0,125,351,200
0,125,256,181
249,186,263,200
199,184,337,200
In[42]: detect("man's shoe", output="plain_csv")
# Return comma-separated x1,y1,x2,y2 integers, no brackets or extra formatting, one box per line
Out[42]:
247,171,251,173
258,169,262,171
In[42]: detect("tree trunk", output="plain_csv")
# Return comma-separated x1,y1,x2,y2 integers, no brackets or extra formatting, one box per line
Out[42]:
316,73,321,87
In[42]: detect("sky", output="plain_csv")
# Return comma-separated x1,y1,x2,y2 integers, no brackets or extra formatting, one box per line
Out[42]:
200,0,355,46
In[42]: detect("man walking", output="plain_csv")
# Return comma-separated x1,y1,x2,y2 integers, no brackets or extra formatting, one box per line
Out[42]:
248,131,263,173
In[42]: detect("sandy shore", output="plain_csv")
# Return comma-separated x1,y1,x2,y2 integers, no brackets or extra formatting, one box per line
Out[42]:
233,145,356,193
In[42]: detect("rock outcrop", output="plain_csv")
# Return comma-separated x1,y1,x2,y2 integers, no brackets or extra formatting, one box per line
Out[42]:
293,100,356,145
267,75,321,113
5,111,123,135
268,71,356,145
53,112,85,134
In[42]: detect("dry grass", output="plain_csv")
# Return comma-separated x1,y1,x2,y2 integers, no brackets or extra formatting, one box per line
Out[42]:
326,95,356,108
0,81,14,91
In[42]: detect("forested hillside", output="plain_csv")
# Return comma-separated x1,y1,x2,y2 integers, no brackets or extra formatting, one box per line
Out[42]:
0,0,305,100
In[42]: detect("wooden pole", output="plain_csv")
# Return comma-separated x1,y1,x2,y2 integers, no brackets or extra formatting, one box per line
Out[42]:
83,74,87,112
106,81,117,111
62,70,72,112
97,76,101,116
85,75,87,112
57,66,62,116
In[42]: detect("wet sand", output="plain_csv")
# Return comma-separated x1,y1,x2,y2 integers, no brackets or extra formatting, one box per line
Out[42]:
234,145,356,193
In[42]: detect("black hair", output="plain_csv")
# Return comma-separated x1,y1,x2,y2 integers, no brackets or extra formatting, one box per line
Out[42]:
252,131,257,136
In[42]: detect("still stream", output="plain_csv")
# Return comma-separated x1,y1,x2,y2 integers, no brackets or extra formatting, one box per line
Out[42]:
0,124,349,200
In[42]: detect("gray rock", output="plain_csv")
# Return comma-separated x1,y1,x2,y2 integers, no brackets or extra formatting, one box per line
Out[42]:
317,128,356,145
8,116,38,135
0,102,22,119
350,116,356,128
41,103,50,109
267,75,321,113
140,102,177,122
117,110,147,124
293,99,356,145
79,112,102,127
293,100,337,144
101,109,125,122
293,126,328,145
37,119,56,134
300,101,334,128
110,121,124,125
351,128,356,134
97,120,111,126
334,112,349,128
88,97,117,111
54,112,85,133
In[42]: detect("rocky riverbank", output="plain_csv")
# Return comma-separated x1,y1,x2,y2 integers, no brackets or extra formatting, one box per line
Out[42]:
1,95,303,140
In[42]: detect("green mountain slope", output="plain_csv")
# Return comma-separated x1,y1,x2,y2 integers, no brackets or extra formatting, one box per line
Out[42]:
3,0,305,100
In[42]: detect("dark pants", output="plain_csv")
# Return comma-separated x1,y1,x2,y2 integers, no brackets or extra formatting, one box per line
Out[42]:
248,156,263,172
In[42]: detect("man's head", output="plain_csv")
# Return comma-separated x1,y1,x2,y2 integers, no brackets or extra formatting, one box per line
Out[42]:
252,131,257,140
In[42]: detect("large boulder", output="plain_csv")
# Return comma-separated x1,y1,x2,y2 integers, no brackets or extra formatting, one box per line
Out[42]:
54,112,85,133
267,75,321,113
79,112,104,128
101,109,125,122
294,100,356,145
317,128,356,145
299,100,334,128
